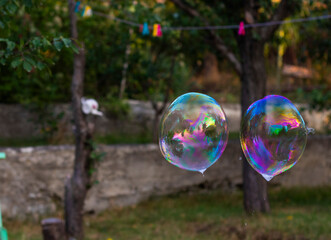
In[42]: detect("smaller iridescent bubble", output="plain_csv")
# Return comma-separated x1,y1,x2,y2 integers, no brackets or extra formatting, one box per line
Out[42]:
240,95,308,181
159,92,229,174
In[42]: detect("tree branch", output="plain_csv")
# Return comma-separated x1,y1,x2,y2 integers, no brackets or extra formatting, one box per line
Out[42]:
260,0,300,41
170,0,242,75
68,0,78,40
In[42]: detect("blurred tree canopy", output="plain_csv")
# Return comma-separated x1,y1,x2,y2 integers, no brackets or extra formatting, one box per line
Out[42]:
0,0,78,104
0,0,330,105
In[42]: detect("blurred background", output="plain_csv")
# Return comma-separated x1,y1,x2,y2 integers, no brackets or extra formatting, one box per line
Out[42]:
0,0,330,239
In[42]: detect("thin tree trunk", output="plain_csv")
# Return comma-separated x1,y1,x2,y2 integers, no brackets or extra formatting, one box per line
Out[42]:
65,1,94,239
239,36,270,214
151,96,169,143
152,111,160,143
119,28,133,99
151,56,175,143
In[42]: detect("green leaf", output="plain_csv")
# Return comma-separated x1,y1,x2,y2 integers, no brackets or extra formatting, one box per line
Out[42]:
31,37,41,48
11,57,21,68
6,40,15,51
6,3,18,14
0,20,4,29
71,44,79,54
61,38,71,48
0,0,8,7
53,39,63,51
23,0,32,7
25,56,36,66
23,60,32,72
36,61,45,70
41,38,51,48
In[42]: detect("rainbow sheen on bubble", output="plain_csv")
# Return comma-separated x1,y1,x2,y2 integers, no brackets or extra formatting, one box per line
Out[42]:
240,95,307,181
159,92,228,173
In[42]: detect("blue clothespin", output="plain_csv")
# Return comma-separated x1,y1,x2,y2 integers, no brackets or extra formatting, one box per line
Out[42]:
142,22,150,36
81,6,86,16
74,1,81,13
0,204,8,240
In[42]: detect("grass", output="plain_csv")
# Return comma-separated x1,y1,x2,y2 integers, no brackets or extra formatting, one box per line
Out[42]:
6,186,331,240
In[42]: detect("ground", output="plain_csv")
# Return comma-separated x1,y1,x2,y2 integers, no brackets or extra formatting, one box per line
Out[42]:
6,186,331,240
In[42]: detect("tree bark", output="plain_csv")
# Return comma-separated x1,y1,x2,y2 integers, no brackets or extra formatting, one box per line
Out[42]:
239,35,270,213
151,56,175,143
119,28,133,99
65,1,94,239
41,218,66,240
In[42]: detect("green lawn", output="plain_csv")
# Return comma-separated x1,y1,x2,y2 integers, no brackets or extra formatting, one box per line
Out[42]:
6,186,331,240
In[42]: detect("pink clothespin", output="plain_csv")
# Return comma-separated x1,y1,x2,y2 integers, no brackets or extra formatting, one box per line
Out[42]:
238,21,245,36
157,24,163,37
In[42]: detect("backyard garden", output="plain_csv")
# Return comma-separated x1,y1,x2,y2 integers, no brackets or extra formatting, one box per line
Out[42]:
0,0,330,239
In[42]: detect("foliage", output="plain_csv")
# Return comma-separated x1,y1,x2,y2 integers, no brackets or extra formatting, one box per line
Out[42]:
297,86,331,133
0,0,77,74
0,1,76,104
101,87,130,119
87,139,106,181
1,0,329,106
0,0,330,138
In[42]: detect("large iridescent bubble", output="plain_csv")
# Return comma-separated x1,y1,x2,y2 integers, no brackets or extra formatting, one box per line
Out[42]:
159,92,229,174
240,95,307,181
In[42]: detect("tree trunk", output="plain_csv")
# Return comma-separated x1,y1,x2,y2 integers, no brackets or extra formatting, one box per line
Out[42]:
41,218,66,240
65,1,93,239
153,111,160,143
239,36,270,214
119,28,133,99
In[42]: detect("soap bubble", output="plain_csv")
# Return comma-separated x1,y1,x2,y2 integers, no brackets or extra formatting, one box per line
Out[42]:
240,95,307,181
159,92,228,174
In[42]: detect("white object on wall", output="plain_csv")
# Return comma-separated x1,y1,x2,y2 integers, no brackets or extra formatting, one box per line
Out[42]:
81,98,103,116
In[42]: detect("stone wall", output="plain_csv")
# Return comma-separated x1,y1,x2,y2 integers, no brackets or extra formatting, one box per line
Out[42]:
0,136,330,219
0,102,329,140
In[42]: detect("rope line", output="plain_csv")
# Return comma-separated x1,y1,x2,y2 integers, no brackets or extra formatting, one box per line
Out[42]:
91,10,331,31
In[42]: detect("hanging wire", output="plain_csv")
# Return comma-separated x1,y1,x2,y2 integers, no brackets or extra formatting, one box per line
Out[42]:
90,7,331,31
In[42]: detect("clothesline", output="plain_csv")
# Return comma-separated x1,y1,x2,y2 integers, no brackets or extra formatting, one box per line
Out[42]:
92,11,331,31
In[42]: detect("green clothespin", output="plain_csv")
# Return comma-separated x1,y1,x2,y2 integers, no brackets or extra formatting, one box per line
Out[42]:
0,153,5,159
0,204,8,240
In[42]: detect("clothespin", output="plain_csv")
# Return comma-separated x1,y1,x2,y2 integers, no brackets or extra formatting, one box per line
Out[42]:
153,24,162,37
139,24,143,33
238,21,245,36
0,153,5,159
74,1,81,13
142,22,150,35
0,204,8,240
153,24,158,36
81,6,86,16
156,24,162,37
82,6,92,17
